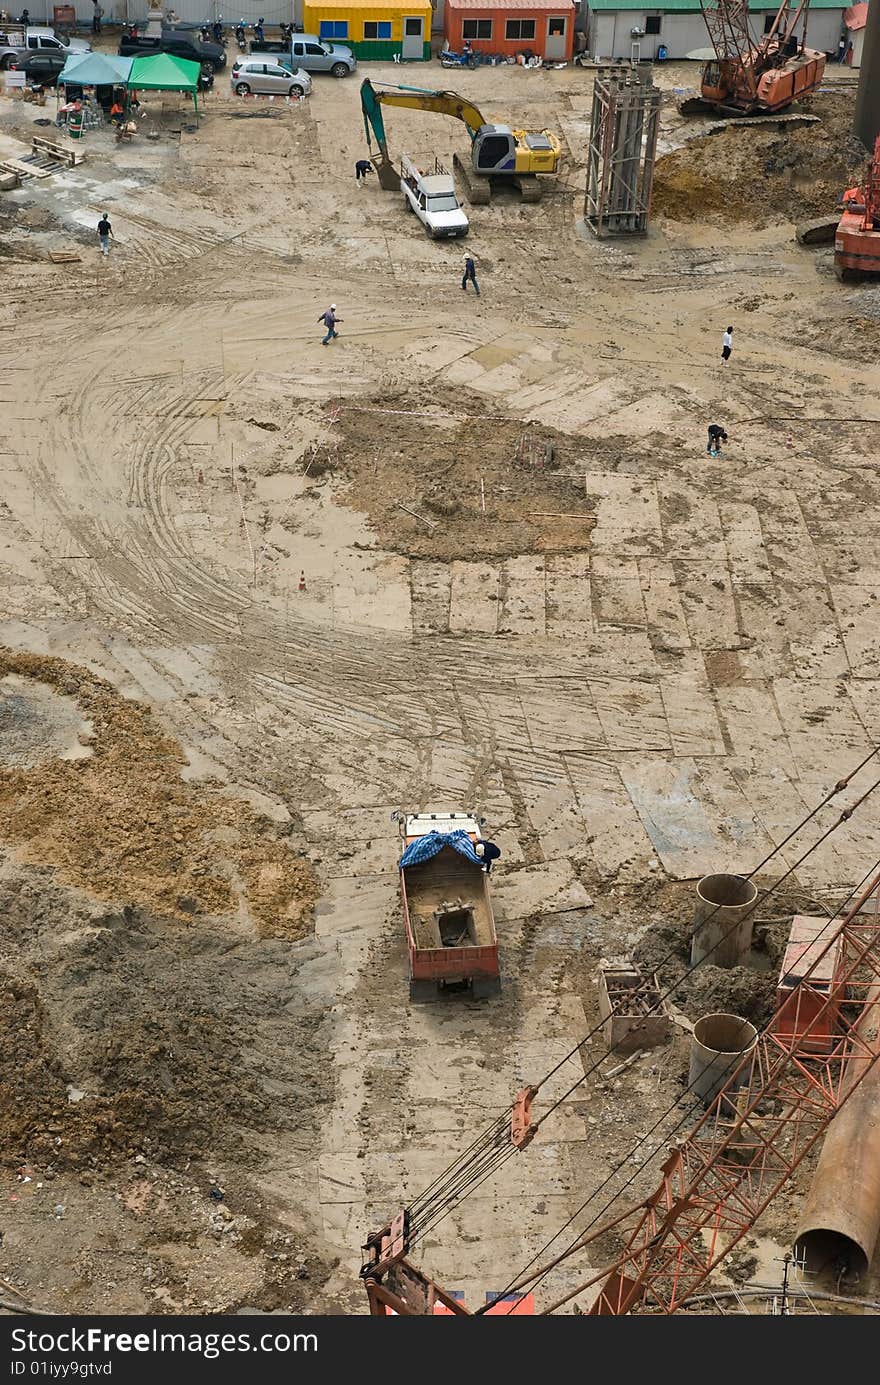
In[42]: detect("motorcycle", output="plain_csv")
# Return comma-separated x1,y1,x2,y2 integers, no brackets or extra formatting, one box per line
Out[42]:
235,21,246,49
211,19,225,44
440,46,477,69
198,22,211,42
253,17,265,43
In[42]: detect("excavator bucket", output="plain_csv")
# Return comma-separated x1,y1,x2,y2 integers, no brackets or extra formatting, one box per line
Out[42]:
372,154,400,191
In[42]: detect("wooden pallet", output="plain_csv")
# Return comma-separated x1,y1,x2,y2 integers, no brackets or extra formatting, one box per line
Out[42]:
32,134,82,167
0,157,51,180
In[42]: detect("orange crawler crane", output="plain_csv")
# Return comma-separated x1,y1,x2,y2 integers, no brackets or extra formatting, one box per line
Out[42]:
683,0,826,115
835,136,880,280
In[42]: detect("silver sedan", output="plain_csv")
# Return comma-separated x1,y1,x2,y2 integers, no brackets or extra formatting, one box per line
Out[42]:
230,59,312,97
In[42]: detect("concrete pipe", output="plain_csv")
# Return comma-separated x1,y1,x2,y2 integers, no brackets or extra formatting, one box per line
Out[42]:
688,1012,757,1109
691,873,758,968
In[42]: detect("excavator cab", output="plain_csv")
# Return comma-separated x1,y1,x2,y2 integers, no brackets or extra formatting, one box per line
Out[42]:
472,126,516,173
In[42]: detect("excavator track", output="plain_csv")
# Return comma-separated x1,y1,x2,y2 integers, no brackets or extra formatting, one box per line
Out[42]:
515,176,542,204
453,152,490,206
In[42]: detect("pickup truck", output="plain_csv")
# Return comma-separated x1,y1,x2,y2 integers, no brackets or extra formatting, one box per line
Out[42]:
0,25,90,70
250,34,355,77
117,30,226,71
401,154,469,240
397,811,500,1002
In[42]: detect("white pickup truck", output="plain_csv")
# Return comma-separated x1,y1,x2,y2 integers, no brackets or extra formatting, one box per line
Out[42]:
400,154,469,241
0,26,91,70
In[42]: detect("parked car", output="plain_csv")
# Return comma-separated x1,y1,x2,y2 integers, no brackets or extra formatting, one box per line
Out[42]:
230,58,311,97
0,24,90,70
9,49,67,85
287,35,356,77
117,30,226,71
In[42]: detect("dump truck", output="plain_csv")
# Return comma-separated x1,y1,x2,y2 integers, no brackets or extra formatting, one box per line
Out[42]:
396,811,500,1002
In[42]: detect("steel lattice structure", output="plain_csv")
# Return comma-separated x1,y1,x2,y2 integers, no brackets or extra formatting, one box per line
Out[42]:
362,871,880,1316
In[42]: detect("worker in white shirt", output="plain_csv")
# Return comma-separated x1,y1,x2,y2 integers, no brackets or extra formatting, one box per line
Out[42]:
721,325,733,366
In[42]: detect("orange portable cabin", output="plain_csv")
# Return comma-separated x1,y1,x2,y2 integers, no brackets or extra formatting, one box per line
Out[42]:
772,914,843,1054
444,0,575,62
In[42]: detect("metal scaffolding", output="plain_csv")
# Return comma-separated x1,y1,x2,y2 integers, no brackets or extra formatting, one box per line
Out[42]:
584,66,661,237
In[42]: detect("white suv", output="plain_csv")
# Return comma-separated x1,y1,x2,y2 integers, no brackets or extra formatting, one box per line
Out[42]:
230,58,311,97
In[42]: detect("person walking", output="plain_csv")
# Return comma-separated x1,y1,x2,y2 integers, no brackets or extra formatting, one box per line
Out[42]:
97,211,114,257
461,253,480,296
721,324,733,366
354,158,373,188
91,0,103,33
706,424,728,457
318,303,342,345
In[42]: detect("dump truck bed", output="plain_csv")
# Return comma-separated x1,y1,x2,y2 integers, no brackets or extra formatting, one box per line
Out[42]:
399,812,500,1000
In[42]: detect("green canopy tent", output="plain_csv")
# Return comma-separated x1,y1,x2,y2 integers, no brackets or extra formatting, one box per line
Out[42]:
127,52,202,118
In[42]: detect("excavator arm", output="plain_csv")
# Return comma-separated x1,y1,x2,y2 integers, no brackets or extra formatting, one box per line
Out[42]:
361,78,489,190
361,78,487,144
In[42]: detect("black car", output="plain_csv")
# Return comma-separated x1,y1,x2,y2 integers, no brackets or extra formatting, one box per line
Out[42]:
9,49,67,85
117,31,226,71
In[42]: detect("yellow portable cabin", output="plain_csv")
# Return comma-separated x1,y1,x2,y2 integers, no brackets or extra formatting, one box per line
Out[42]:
302,0,433,61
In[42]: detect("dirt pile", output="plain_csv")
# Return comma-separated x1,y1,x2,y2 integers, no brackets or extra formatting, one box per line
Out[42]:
331,386,610,561
0,650,318,939
654,93,868,226
0,842,330,1169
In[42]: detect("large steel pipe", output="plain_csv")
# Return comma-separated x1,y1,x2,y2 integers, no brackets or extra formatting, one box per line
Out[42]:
691,873,758,968
794,1061,880,1277
794,964,880,1279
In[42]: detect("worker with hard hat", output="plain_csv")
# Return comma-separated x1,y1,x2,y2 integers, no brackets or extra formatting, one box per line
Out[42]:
318,303,342,346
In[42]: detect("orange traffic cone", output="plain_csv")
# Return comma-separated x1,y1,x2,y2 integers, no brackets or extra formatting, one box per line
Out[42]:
298,570,307,592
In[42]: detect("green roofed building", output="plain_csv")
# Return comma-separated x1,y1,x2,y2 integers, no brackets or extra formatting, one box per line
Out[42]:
583,0,849,63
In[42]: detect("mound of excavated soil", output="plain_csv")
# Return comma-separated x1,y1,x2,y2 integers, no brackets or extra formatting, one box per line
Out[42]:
654,93,868,227
330,385,631,562
0,650,317,939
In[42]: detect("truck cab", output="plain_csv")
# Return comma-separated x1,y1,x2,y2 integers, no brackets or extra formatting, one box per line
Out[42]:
25,27,90,53
0,25,90,68
400,155,469,239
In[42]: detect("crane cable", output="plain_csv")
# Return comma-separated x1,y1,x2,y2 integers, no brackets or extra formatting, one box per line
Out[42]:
486,855,880,1315
403,753,880,1244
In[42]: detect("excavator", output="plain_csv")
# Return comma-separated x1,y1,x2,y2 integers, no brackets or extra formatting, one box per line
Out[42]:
360,78,561,206
834,135,880,280
681,0,826,116
796,135,880,275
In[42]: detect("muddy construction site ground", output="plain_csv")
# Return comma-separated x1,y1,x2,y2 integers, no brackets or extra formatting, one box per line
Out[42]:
1,57,879,1315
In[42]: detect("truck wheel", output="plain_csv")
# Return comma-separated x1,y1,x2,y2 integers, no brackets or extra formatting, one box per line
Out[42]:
471,978,501,1000
331,62,349,78
1,54,17,70
235,81,250,94
409,979,438,1004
